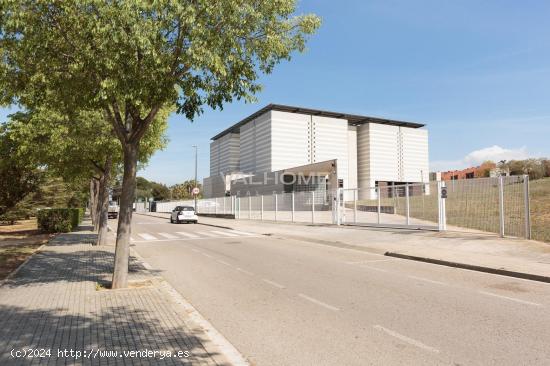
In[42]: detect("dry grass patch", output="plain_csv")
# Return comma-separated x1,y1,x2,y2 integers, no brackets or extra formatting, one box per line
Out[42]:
0,219,54,280
530,178,550,243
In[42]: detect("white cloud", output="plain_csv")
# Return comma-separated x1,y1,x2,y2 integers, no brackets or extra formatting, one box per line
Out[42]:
430,145,531,172
464,145,529,165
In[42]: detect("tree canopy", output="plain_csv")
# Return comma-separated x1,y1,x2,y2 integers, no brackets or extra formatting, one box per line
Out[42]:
0,123,43,217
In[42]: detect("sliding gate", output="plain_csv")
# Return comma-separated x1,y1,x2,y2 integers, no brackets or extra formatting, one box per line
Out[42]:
337,182,443,230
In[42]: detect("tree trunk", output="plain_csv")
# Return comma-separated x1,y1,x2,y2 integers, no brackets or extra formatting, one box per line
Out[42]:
96,156,112,246
94,179,102,231
111,143,138,289
89,179,96,226
90,178,100,229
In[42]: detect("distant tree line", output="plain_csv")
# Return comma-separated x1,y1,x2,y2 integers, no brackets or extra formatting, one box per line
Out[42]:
120,177,202,202
497,158,550,180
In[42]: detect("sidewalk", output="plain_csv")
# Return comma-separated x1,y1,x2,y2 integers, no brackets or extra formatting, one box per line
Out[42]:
0,222,243,365
140,212,550,282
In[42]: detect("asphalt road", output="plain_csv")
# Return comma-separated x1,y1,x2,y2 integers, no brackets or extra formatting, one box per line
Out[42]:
120,214,550,366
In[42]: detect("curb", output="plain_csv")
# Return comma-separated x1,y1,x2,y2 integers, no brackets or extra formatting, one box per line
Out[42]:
384,252,550,284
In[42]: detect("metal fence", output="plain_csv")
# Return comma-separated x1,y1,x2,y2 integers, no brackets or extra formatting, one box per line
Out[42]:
339,182,441,230
154,191,335,225
152,175,532,239
339,176,530,238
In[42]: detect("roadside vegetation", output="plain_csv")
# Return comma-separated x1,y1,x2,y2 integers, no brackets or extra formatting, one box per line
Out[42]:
0,219,53,280
133,177,203,202
529,178,550,243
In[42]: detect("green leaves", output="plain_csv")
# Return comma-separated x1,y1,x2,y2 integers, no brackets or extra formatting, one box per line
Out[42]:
0,0,321,122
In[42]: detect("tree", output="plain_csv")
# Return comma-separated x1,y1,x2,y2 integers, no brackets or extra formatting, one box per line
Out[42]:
7,107,168,245
171,180,203,200
542,159,550,178
135,177,172,201
0,124,43,217
0,1,320,288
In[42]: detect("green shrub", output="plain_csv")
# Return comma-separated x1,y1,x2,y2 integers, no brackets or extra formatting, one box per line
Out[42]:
0,208,33,225
0,212,19,225
37,208,84,233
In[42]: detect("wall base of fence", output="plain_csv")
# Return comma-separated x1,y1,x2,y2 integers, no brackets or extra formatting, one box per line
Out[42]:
198,213,235,219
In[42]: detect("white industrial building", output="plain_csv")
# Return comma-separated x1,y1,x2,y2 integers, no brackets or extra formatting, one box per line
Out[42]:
203,104,429,199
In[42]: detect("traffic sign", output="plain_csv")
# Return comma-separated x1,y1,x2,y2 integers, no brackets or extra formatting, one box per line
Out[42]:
192,187,200,195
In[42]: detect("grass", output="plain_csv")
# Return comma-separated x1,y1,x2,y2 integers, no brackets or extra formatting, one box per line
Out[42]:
529,178,550,243
0,219,54,280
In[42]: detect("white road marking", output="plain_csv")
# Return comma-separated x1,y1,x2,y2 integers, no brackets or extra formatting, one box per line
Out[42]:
228,230,256,236
197,231,219,237
360,265,389,273
346,259,395,265
191,248,201,253
176,232,200,238
478,291,543,307
201,252,213,259
137,233,157,241
298,293,340,311
158,232,178,239
262,279,286,289
373,325,440,353
236,267,254,276
407,275,447,286
210,230,239,237
217,259,232,266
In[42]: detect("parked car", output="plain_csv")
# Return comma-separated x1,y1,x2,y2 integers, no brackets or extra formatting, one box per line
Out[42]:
108,201,119,219
170,206,198,224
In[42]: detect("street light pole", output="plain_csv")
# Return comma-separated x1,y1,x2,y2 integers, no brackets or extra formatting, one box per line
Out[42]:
192,145,198,211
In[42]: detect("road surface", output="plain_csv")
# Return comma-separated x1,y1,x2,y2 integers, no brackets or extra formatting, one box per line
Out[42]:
118,214,550,365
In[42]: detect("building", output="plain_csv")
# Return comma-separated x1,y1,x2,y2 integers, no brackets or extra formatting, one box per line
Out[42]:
440,162,497,181
203,104,429,199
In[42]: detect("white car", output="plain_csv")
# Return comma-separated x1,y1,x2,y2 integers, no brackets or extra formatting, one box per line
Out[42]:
170,206,198,224
108,201,119,219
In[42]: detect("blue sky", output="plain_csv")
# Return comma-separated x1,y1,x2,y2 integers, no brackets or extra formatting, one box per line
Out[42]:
2,0,550,185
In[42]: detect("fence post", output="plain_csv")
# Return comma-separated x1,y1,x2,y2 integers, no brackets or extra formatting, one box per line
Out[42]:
223,197,226,215
405,183,410,225
215,197,218,215
274,193,278,221
291,192,295,222
437,181,447,231
237,197,240,219
377,187,381,225
248,195,251,219
311,191,315,224
354,189,357,223
523,175,531,239
261,195,264,221
498,176,505,237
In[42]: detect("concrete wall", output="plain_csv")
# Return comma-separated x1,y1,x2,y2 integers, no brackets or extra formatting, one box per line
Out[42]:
270,111,310,172
357,123,429,199
203,175,226,198
312,115,349,189
401,128,429,183
240,111,272,174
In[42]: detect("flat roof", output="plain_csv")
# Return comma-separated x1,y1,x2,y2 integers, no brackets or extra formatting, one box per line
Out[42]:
212,104,424,140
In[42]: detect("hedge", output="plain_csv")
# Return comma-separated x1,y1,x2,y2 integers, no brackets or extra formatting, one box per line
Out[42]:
37,208,84,233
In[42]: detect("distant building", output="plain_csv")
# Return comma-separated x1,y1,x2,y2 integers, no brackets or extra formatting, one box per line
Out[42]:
203,104,429,199
440,162,497,181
